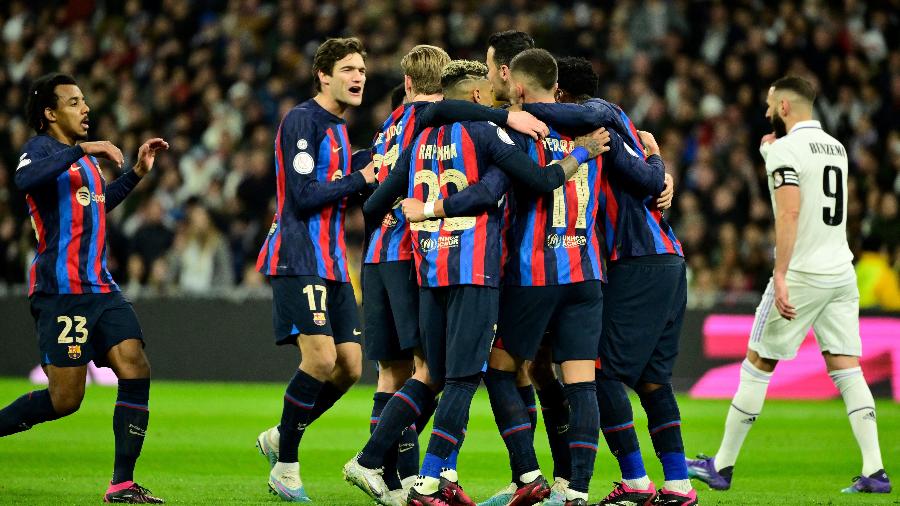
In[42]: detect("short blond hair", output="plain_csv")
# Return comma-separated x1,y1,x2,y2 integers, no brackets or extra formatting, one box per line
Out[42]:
401,45,450,95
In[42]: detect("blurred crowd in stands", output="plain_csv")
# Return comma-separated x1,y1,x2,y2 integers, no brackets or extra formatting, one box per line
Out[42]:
0,0,898,309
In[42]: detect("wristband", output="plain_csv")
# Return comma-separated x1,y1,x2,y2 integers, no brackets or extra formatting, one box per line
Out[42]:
423,201,436,219
570,146,590,165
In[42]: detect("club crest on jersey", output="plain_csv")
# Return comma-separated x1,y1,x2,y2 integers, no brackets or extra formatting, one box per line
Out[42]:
67,345,82,360
312,312,326,326
382,214,398,228
296,138,308,150
293,152,314,174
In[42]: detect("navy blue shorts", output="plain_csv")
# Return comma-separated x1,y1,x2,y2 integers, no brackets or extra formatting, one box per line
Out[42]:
419,285,499,382
271,275,361,346
497,280,603,363
30,291,144,368
597,255,686,387
363,262,419,361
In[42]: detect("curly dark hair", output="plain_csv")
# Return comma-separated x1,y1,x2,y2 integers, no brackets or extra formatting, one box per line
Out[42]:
25,72,78,133
556,56,598,101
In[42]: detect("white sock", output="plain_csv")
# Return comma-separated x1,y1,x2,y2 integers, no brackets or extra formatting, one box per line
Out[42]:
401,475,416,490
622,475,652,490
565,489,588,501
439,468,458,483
414,475,440,494
519,470,541,484
664,479,693,494
830,367,884,476
715,359,772,470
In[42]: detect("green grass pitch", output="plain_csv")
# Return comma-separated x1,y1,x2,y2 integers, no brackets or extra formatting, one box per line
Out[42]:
0,378,896,505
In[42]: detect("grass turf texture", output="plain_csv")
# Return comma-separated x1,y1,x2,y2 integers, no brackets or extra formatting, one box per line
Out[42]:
0,379,896,505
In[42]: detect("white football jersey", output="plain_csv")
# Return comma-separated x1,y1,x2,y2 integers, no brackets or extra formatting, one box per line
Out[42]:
761,120,854,282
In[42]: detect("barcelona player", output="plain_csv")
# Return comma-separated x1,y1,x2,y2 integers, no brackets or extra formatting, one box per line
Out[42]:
466,49,668,506
0,72,167,504
253,37,377,502
364,60,609,506
546,58,695,505
354,45,549,505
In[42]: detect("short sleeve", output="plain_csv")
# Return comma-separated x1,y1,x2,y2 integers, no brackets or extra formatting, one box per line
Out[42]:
765,141,800,189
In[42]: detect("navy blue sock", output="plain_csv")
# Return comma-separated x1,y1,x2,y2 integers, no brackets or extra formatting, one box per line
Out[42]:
306,381,346,424
112,379,150,484
396,424,419,483
444,425,466,472
596,377,646,480
372,392,403,490
536,379,571,480
517,384,538,436
414,394,438,435
485,368,539,481
279,370,323,463
638,384,688,481
360,379,432,469
0,389,60,437
564,381,599,494
423,375,480,477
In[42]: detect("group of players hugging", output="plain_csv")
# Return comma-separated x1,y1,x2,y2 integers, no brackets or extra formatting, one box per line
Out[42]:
0,26,889,506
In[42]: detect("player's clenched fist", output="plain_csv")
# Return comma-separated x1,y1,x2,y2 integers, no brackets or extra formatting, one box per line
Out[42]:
400,198,427,222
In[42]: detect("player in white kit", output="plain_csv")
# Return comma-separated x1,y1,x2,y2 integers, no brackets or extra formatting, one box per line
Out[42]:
686,76,891,494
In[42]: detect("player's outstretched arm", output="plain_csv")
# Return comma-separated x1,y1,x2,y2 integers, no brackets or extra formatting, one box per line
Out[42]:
418,100,548,140
401,167,511,222
107,138,169,211
363,146,412,220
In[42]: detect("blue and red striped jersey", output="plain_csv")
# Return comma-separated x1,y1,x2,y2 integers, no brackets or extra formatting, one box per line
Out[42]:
503,126,604,286
407,122,509,288
364,103,421,264
256,99,368,282
16,135,143,296
364,100,515,265
524,99,682,262
365,120,574,288
584,100,683,261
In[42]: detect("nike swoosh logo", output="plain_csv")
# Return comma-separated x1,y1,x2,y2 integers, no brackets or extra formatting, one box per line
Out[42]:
16,156,31,170
332,146,342,153
353,329,362,336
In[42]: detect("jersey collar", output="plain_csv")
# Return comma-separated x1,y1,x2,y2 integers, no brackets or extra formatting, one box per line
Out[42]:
789,120,821,134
